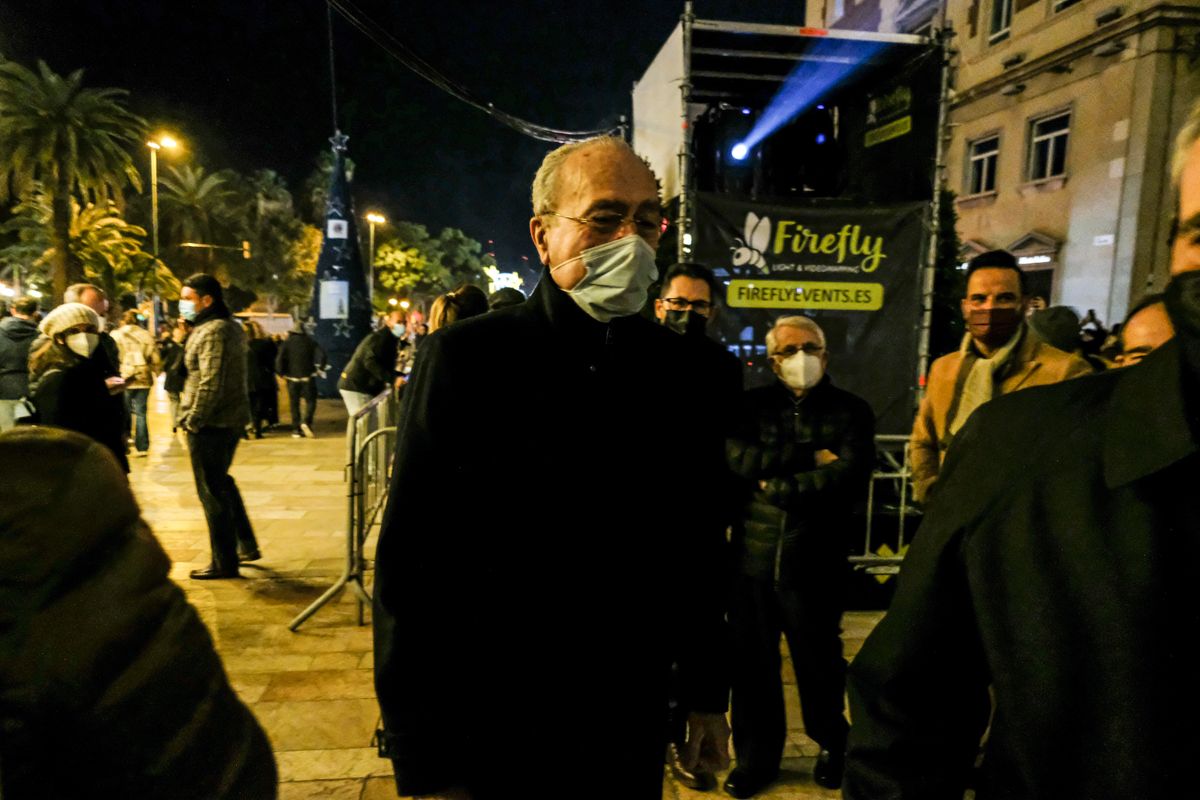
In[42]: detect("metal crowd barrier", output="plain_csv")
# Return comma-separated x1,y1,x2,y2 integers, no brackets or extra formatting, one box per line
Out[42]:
849,434,920,577
289,389,399,632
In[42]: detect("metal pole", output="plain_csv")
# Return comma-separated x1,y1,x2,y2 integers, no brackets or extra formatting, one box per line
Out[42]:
368,220,376,307
915,32,954,398
678,0,695,264
150,147,160,333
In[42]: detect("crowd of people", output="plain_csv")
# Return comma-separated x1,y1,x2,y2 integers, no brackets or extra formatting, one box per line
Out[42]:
1,100,1198,799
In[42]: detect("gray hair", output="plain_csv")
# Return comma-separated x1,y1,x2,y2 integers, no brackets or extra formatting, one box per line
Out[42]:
530,136,659,216
1173,98,1200,189
63,283,105,304
766,315,826,354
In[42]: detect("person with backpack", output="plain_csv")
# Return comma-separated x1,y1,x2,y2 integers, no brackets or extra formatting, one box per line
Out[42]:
112,310,162,457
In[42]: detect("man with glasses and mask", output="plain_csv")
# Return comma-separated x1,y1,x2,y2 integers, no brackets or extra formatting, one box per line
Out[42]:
372,136,731,800
908,250,1089,504
844,99,1200,800
722,315,874,797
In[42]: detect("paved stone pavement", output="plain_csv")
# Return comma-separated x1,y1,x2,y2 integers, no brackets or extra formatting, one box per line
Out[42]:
128,381,884,799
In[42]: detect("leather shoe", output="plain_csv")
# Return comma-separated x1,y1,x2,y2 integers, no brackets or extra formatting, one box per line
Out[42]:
667,742,716,791
189,565,240,580
238,549,262,563
813,748,845,790
723,767,776,799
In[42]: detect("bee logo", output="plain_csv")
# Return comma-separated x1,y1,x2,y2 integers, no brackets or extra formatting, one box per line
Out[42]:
732,212,771,272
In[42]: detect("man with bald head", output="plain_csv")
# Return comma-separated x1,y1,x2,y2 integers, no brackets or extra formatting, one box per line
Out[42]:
844,100,1200,798
372,137,731,800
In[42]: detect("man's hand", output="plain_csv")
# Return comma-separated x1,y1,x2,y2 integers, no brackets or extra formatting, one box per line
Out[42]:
814,448,839,467
105,376,126,395
682,712,731,774
413,788,472,800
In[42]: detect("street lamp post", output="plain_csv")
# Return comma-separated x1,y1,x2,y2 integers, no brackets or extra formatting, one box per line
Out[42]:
146,135,179,332
365,212,386,307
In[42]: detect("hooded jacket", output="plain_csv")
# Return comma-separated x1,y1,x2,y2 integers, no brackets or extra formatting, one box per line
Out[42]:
0,315,38,399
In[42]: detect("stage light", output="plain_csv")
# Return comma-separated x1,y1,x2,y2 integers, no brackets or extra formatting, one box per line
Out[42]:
731,143,749,161
741,108,752,115
816,133,827,145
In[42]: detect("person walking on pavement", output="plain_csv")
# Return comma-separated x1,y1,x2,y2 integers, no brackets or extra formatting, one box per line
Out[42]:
26,303,129,471
275,320,325,438
0,296,40,432
244,320,279,438
111,309,162,457
176,274,261,579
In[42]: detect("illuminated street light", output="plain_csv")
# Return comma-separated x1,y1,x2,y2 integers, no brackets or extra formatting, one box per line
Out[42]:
365,212,387,305
146,134,181,333
399,300,411,310
388,298,398,306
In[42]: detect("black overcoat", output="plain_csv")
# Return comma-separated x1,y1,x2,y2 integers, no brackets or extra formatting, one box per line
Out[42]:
373,272,733,799
845,340,1200,799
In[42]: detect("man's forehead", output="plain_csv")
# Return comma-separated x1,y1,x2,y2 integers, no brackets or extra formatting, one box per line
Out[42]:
666,275,712,299
966,267,1020,293
774,324,820,344
557,146,659,210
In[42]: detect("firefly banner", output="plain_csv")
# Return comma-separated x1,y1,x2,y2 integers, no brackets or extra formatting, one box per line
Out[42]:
694,193,928,435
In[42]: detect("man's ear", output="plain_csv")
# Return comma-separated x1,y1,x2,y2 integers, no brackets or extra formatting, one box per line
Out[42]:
653,298,665,321
529,216,550,266
960,297,970,319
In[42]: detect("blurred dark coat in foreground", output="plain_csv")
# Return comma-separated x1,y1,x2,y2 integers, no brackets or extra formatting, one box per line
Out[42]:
0,427,277,799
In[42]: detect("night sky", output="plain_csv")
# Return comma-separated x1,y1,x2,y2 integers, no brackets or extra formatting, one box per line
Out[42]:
1,1,805,276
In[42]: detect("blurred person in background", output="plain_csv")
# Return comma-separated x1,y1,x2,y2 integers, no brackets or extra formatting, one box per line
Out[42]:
27,302,128,470
428,284,488,332
275,320,326,439
1117,294,1174,367
243,320,279,439
112,309,162,457
338,308,408,415
0,296,40,432
161,318,192,432
487,287,526,311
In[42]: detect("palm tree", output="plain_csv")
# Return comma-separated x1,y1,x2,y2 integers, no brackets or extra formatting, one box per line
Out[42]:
158,164,235,274
0,60,145,300
0,188,178,306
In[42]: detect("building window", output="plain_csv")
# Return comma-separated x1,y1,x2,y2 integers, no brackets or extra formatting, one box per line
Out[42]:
1053,0,1082,11
1028,112,1070,181
989,0,1012,42
967,136,1000,195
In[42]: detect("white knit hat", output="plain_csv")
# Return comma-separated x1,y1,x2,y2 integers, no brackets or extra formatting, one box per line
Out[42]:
39,302,101,338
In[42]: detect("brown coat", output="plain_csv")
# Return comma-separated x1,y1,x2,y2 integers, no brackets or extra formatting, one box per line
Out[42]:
909,327,1092,502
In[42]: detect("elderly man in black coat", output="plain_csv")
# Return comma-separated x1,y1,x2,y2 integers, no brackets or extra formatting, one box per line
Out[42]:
372,136,733,800
843,100,1200,799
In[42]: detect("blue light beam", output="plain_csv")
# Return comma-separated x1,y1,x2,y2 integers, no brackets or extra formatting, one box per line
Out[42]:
731,143,750,161
737,37,887,154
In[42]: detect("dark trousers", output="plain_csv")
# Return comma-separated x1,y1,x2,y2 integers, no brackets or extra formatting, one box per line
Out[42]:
125,387,150,452
729,574,849,773
286,378,316,431
188,427,258,573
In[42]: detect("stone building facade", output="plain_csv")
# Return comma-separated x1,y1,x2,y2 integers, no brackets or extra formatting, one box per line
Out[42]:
809,0,1200,324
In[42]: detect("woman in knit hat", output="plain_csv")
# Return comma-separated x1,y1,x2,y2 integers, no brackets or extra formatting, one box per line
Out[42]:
27,303,129,471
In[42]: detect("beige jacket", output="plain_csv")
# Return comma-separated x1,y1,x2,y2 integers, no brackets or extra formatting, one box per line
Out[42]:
111,324,162,389
910,327,1092,502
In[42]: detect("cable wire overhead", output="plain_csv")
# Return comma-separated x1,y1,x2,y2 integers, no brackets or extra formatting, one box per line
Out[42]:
326,0,622,144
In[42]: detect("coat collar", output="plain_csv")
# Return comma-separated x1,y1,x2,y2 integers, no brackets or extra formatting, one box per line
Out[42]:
1103,339,1198,488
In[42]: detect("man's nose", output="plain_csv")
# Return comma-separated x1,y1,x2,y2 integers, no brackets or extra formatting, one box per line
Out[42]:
612,217,639,239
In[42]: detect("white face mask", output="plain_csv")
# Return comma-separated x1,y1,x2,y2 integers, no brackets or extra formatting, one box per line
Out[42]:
777,352,824,391
551,235,659,322
65,332,100,358
391,323,406,338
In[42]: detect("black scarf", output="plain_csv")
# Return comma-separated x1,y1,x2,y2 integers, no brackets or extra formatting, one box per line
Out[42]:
193,297,232,327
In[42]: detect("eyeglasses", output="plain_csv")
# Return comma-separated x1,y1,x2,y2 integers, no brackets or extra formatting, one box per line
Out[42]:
661,297,713,315
545,210,669,240
770,343,825,358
